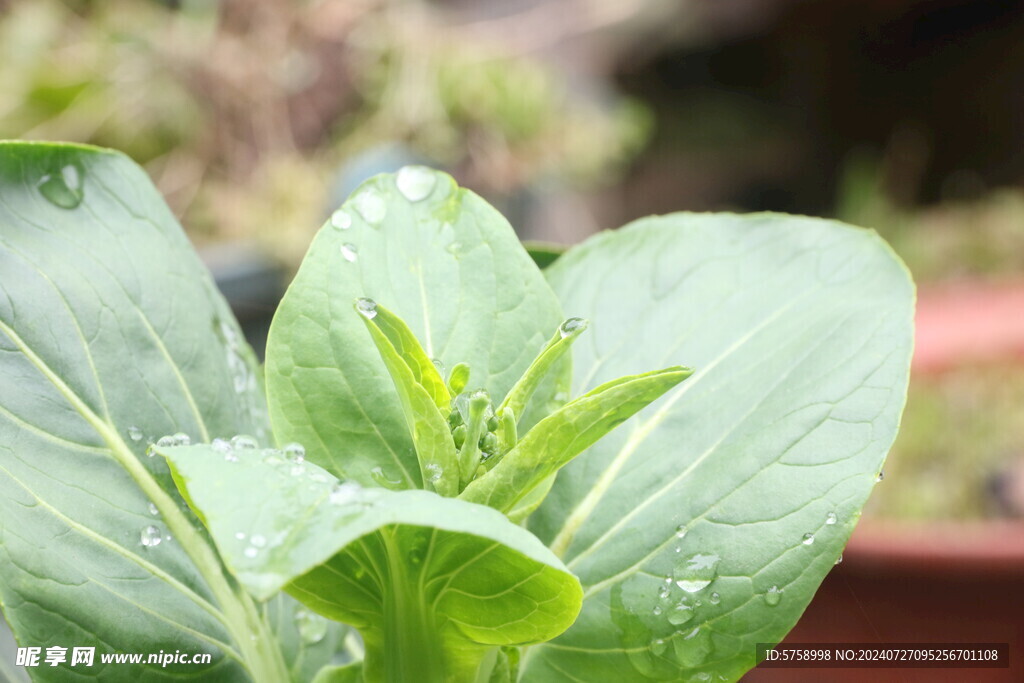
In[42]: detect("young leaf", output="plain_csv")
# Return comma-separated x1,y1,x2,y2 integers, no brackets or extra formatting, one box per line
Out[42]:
0,142,288,681
499,317,588,426
265,169,567,488
461,367,692,512
356,299,458,496
357,298,450,410
522,213,914,681
159,443,583,683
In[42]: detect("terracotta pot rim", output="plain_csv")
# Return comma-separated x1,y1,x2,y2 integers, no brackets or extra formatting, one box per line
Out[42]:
844,519,1024,575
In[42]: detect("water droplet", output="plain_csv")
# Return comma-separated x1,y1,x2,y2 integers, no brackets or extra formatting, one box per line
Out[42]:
559,317,588,339
431,358,446,376
708,592,720,605
396,166,436,202
140,525,162,548
283,443,306,463
673,626,713,667
425,462,443,484
652,605,663,616
834,554,843,566
329,481,361,505
294,609,329,645
674,546,682,553
764,585,783,606
340,243,358,262
694,672,711,682
658,585,671,599
244,546,258,559
802,533,815,546
38,163,85,209
231,435,258,450
147,502,159,516
673,553,720,593
370,466,403,490
330,209,352,230
650,638,667,655
235,531,246,540
667,602,694,625
353,188,386,225
675,524,687,539
172,432,191,446
876,470,885,483
156,435,176,448
290,464,306,477
127,426,143,442
250,534,267,548
825,511,837,525
355,298,378,320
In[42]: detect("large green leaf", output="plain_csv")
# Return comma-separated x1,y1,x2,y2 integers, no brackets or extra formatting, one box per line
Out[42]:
265,167,566,488
160,443,583,682
523,214,913,681
0,142,287,681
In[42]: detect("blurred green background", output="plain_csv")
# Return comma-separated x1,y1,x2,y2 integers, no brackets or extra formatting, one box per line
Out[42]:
3,0,1024,522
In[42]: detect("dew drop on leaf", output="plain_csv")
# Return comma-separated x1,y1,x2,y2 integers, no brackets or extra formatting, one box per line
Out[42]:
826,511,837,525
802,533,815,546
340,242,358,262
650,638,667,655
155,435,176,448
244,546,258,558
283,443,306,463
294,609,329,645
673,553,720,593
172,432,191,446
764,585,783,606
834,554,843,566
396,166,436,202
330,209,352,230
667,603,693,626
147,502,159,516
140,525,162,548
353,188,386,225
675,524,687,539
127,426,143,442
876,470,885,483
38,163,85,209
235,531,246,540
250,534,267,548
652,605,663,616
355,298,378,320
708,592,720,605
231,435,258,450
559,317,588,338
425,462,443,484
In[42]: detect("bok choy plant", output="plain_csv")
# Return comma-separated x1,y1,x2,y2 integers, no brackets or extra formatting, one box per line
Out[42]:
0,142,914,682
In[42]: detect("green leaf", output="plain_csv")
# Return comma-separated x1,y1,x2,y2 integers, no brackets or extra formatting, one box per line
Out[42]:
356,299,459,496
0,142,288,680
358,298,450,410
267,593,351,683
160,443,583,683
265,169,566,489
522,213,914,681
312,662,364,683
499,318,588,427
460,367,691,513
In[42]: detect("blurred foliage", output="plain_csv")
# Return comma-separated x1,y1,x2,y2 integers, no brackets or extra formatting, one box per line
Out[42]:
866,365,1024,520
837,151,1024,283
0,0,650,264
